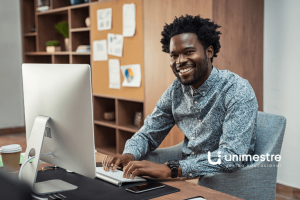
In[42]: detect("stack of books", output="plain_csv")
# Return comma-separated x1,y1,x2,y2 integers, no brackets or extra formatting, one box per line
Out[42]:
76,45,91,53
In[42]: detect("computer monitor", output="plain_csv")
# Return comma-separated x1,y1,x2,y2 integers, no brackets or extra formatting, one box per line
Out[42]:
21,64,96,195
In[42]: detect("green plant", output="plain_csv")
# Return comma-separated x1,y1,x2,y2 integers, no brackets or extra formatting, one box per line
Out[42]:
46,40,60,46
55,21,69,38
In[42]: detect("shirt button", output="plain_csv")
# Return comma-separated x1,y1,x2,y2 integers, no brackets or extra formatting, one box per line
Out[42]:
192,152,195,155
194,101,197,104
202,92,205,95
191,137,194,140
199,119,202,122
189,173,193,177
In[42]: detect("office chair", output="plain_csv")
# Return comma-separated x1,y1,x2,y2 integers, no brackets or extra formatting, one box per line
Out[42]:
142,111,286,200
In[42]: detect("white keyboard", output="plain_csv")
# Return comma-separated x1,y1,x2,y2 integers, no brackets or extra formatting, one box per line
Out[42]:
96,167,146,183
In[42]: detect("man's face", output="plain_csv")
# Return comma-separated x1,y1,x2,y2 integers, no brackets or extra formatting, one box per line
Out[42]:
169,33,211,89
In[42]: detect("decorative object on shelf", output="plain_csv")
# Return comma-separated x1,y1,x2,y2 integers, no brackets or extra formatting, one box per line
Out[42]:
46,40,61,53
85,17,91,27
84,0,89,3
55,22,69,51
104,112,115,121
134,112,143,129
70,0,84,5
37,0,50,12
76,45,91,53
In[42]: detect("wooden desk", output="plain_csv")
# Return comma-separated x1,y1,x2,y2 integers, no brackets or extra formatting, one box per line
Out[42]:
15,152,241,200
94,153,241,200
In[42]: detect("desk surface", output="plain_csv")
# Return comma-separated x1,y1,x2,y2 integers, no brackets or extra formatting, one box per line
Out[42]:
36,152,241,200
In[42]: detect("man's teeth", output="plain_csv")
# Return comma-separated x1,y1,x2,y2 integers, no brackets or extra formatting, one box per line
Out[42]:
179,68,193,73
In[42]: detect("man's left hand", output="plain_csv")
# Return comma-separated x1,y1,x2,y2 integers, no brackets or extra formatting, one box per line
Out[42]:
122,160,171,179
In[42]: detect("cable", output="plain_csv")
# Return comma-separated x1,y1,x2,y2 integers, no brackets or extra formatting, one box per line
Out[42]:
19,156,48,200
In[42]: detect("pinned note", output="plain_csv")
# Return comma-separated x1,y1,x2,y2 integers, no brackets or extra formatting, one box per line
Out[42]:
107,33,123,57
93,40,108,61
123,3,136,37
121,64,141,87
109,59,121,89
97,8,112,31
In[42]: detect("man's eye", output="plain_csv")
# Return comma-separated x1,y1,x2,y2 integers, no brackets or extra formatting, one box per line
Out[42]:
186,51,193,54
171,55,178,58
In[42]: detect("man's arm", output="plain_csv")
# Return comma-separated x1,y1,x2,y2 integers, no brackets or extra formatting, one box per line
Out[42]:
103,83,176,171
179,80,258,177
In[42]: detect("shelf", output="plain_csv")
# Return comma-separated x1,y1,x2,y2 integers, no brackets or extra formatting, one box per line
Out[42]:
70,27,90,32
93,96,116,121
94,125,116,155
70,6,89,29
93,93,144,103
71,31,90,52
54,55,70,64
24,55,51,63
36,2,91,16
118,100,144,128
24,32,37,37
37,12,68,52
118,125,139,133
117,130,135,154
25,52,70,55
72,52,91,55
95,147,116,156
24,37,36,52
94,120,116,129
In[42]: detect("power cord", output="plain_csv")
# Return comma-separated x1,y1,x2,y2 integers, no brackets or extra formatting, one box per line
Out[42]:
19,152,55,200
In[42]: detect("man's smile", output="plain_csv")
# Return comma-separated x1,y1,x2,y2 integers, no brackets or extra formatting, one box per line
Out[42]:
176,65,195,76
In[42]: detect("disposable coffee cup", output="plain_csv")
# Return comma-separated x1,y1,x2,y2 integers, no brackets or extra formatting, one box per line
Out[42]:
0,144,22,172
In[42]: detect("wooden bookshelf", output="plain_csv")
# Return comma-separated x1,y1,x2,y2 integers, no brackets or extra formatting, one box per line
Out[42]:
21,0,143,155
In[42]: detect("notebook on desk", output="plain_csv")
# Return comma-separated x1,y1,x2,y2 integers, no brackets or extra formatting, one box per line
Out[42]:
96,167,146,186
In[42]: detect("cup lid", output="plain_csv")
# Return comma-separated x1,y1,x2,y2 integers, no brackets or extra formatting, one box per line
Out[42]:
0,144,22,153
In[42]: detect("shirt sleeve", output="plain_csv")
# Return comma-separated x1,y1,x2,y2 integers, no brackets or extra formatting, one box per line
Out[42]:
122,83,176,160
179,80,258,177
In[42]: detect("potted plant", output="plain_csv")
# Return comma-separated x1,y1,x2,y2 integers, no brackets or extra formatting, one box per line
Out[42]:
55,22,69,51
46,40,60,52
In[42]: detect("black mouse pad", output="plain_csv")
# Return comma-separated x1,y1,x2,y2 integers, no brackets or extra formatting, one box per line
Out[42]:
36,168,180,200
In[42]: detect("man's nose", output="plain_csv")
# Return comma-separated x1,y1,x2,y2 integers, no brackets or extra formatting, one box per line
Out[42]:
176,54,187,65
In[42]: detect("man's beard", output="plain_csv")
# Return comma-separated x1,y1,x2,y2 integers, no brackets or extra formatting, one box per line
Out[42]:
174,56,209,86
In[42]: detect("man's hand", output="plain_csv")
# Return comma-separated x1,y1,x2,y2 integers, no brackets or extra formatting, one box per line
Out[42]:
123,160,172,179
103,153,135,171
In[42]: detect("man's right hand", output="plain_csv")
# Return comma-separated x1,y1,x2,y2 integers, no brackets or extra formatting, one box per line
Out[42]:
103,153,135,171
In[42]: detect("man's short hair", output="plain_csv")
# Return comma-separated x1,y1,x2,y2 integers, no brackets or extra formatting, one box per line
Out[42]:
160,15,222,62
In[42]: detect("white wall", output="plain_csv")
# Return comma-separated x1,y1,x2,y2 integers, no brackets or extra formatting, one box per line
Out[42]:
264,0,300,189
0,0,24,128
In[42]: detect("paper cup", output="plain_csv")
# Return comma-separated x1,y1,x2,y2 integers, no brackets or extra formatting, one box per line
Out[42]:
0,144,22,172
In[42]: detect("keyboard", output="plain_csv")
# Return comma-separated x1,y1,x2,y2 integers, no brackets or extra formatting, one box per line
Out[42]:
96,167,146,186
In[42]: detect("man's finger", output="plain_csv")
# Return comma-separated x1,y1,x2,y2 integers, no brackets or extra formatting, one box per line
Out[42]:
103,155,108,171
112,157,122,171
124,162,144,179
106,156,115,170
130,168,141,179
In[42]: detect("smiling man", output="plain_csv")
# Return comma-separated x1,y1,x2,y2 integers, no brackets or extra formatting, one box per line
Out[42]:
103,15,258,179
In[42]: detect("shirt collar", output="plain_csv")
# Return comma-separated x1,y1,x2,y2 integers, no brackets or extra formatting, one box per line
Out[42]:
183,66,219,97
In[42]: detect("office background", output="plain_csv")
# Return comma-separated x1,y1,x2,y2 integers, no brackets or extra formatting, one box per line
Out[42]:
0,0,299,192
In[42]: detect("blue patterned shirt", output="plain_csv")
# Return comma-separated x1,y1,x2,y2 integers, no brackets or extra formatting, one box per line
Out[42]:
123,66,258,178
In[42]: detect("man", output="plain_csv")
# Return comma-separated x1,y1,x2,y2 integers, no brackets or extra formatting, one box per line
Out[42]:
103,15,258,179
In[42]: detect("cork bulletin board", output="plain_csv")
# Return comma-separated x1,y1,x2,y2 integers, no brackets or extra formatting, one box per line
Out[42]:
90,0,144,101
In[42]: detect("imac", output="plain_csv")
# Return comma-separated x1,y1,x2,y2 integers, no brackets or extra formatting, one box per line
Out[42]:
20,64,96,195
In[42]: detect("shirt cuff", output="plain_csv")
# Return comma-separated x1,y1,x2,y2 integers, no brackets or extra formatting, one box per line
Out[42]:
122,146,142,161
179,159,198,178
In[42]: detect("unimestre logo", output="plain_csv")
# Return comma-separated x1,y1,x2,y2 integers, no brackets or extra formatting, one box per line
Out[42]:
207,151,281,165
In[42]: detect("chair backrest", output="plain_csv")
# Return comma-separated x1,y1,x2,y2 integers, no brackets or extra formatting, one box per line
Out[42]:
254,111,286,163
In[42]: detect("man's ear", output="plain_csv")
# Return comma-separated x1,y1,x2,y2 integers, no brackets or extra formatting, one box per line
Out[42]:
206,45,214,60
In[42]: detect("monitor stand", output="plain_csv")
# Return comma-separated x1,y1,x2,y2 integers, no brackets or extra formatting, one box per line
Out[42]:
20,116,78,195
